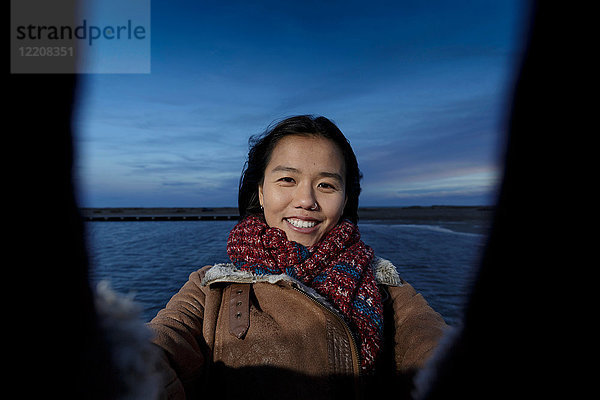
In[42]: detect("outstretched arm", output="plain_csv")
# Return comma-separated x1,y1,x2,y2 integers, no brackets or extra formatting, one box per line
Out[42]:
148,267,212,399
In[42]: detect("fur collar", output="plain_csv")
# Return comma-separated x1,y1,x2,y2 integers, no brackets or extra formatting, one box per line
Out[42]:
201,256,403,287
201,257,402,318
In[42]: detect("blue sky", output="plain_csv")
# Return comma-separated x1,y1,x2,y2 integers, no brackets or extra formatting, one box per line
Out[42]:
73,0,527,208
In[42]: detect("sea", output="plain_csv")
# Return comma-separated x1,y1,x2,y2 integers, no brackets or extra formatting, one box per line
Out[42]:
85,219,489,326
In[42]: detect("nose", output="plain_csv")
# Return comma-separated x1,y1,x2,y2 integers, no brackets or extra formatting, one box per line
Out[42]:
294,182,318,210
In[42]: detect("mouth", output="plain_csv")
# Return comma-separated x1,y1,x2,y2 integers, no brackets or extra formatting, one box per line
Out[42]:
284,217,321,231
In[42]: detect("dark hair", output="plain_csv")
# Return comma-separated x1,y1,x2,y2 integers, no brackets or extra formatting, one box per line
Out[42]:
238,115,363,224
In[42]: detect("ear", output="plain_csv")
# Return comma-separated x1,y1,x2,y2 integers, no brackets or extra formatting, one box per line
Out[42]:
258,184,264,207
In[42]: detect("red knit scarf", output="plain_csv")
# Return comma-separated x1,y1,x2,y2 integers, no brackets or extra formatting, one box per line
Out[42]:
227,214,383,371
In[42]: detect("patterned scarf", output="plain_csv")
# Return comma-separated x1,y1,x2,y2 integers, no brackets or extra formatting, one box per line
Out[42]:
227,214,383,371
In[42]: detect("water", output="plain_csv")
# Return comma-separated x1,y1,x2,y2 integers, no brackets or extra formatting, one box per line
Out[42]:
86,220,487,326
359,221,485,325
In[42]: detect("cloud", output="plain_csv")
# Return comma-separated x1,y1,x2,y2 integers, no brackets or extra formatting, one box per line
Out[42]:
74,0,521,207
352,91,504,205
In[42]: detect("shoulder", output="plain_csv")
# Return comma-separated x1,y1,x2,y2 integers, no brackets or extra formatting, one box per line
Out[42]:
372,258,446,322
180,265,213,288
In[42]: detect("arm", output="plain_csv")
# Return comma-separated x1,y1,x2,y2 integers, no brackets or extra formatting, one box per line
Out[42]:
387,283,448,372
147,267,211,399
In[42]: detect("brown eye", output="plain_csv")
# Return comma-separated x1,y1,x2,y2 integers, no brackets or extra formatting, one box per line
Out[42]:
318,182,336,190
277,177,295,184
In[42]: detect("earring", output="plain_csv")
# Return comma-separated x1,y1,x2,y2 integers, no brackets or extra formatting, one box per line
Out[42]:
310,202,318,211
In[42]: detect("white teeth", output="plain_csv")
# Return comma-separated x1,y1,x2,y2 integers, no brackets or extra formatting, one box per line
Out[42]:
287,218,317,228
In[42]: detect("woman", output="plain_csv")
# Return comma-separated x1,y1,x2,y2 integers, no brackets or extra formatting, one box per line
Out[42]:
149,115,447,400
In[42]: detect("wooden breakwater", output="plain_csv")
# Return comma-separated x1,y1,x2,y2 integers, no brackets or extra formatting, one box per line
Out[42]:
80,206,494,223
80,207,240,221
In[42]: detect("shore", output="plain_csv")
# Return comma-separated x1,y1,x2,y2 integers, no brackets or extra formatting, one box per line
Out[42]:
80,205,494,224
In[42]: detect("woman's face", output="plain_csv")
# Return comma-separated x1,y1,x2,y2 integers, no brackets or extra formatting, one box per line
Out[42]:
258,135,347,247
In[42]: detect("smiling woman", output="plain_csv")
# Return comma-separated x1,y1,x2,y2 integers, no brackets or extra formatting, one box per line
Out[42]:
258,135,347,247
239,115,362,224
148,115,448,400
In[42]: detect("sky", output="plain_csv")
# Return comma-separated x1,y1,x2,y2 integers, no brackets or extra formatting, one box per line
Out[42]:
73,0,528,208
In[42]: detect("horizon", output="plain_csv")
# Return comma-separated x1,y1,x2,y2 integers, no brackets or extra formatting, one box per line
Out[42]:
74,1,526,208
79,204,493,210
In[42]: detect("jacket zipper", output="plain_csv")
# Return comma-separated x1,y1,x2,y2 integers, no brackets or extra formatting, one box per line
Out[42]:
291,284,362,377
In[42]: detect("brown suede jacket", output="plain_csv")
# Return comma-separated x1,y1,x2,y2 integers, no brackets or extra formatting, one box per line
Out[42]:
148,257,448,400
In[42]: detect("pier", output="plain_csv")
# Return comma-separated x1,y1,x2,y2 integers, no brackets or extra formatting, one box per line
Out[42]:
80,206,493,223
84,214,240,222
80,207,240,222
